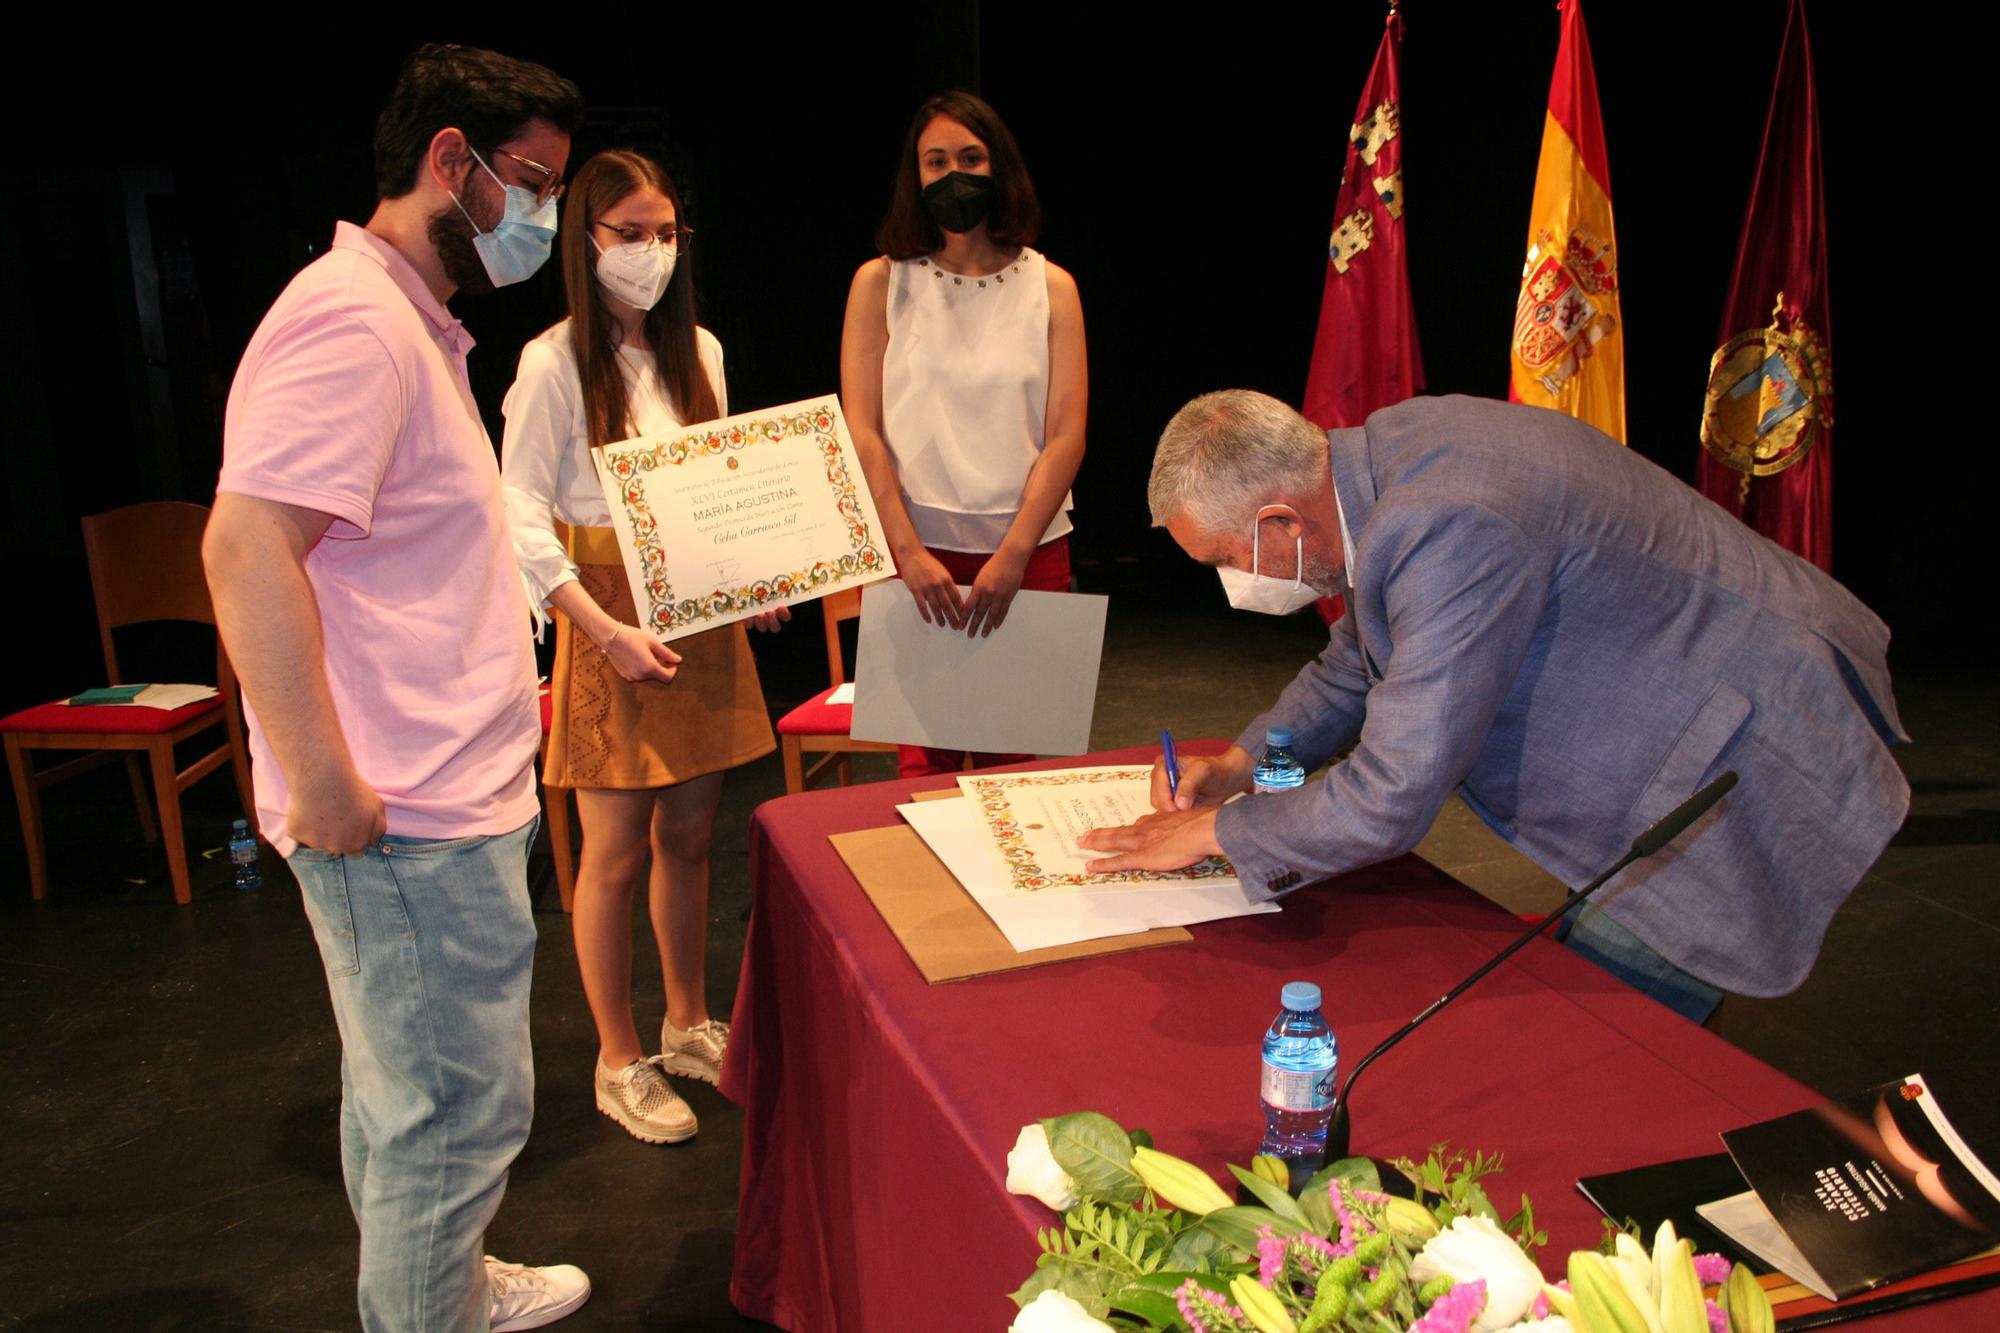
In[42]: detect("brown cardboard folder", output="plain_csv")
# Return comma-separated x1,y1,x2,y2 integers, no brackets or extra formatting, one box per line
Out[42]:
829,790,1189,983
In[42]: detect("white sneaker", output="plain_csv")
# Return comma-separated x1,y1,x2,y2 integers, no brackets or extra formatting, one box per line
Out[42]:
595,1056,698,1144
660,1016,730,1086
486,1255,591,1331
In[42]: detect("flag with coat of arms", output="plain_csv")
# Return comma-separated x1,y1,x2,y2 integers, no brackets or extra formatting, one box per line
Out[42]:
1508,0,1625,443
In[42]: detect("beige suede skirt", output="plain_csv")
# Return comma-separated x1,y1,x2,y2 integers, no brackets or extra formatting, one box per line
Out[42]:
544,525,776,790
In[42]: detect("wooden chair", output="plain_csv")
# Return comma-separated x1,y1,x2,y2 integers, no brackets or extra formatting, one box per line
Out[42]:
774,587,897,793
2,502,254,904
536,680,577,913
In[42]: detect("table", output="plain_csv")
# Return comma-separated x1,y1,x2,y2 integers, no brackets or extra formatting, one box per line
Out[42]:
721,746,1993,1331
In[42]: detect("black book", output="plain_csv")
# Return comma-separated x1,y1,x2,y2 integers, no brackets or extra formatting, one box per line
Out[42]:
1705,1073,2000,1301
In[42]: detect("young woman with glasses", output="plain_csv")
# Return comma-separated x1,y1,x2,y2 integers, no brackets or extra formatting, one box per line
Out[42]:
500,148,782,1145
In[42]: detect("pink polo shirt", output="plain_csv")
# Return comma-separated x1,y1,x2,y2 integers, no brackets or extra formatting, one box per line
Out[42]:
219,221,540,855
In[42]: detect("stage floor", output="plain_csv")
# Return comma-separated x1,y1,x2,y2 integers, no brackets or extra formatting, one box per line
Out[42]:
4,549,1992,1331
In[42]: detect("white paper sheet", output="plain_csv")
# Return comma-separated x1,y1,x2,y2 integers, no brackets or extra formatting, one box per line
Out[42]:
1696,1191,1836,1302
850,580,1106,757
897,797,1274,953
826,682,856,706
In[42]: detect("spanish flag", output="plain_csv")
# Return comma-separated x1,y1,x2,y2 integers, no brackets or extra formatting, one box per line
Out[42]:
1509,0,1625,443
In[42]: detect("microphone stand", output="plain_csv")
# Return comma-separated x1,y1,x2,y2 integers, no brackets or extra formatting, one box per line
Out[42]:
1323,771,1739,1162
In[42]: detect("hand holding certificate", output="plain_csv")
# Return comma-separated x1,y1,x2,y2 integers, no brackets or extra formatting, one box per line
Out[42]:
593,396,895,641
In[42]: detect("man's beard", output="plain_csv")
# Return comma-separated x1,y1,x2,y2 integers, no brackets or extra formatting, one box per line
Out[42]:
1304,552,1348,598
428,203,494,296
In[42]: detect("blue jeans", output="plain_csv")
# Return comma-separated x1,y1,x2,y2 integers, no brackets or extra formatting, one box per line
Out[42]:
1556,901,1725,1024
290,820,539,1333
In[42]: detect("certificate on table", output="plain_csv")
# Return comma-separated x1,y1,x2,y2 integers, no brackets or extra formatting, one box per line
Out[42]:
593,396,895,641
954,765,1238,894
850,580,1107,756
896,794,1271,953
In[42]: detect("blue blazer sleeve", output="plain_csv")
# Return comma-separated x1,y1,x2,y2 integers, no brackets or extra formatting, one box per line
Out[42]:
1233,615,1371,770
1217,501,1553,901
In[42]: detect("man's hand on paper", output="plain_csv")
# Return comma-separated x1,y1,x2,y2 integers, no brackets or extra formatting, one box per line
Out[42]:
1076,806,1223,873
747,606,792,633
288,762,388,855
1151,746,1255,812
963,548,1028,639
900,549,967,629
606,624,681,684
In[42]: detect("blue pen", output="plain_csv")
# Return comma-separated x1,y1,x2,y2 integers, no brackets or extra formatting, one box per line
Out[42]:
1160,730,1182,803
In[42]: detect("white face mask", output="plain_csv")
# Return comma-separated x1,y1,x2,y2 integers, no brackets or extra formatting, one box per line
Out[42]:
593,236,677,311
1217,508,1326,615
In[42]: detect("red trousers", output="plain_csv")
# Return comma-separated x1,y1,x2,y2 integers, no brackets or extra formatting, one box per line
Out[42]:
894,537,1072,779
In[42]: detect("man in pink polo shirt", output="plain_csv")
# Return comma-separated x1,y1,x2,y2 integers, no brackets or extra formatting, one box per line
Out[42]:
205,45,589,1332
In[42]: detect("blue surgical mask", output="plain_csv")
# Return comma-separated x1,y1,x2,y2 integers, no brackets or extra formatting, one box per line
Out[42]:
450,148,558,288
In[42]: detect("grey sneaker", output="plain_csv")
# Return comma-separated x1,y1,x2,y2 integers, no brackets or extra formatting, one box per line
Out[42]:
660,1016,730,1086
594,1057,697,1144
486,1255,591,1331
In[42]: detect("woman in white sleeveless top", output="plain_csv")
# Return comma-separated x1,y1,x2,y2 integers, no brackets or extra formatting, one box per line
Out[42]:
841,91,1088,777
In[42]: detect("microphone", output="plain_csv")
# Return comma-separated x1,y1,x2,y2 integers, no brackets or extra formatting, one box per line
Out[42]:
1322,771,1739,1162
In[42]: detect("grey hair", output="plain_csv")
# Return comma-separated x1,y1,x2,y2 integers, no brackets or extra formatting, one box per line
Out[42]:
1147,390,1329,534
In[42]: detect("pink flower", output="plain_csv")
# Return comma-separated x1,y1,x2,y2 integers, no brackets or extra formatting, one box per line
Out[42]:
1410,1278,1487,1333
1173,1280,1253,1333
1693,1253,1731,1287
1256,1228,1287,1284
1705,1299,1729,1333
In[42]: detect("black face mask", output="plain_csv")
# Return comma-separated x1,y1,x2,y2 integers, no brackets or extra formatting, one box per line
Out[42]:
921,171,995,234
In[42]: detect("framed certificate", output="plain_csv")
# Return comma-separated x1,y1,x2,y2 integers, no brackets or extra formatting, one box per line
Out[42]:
594,396,897,641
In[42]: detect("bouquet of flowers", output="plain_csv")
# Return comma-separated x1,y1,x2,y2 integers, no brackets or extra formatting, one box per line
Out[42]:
1004,1112,1775,1333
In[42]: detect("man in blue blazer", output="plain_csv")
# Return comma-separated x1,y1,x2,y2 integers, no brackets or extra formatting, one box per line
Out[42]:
1081,390,1908,1020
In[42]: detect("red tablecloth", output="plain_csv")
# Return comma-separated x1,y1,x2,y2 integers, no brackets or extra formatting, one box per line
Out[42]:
722,746,1992,1332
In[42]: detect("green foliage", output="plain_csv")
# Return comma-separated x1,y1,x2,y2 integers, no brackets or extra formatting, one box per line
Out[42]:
1599,1214,1645,1254
1226,1162,1310,1226
1296,1157,1380,1238
1390,1140,1572,1255
1024,1198,1176,1316
1107,1272,1233,1329
1043,1111,1147,1204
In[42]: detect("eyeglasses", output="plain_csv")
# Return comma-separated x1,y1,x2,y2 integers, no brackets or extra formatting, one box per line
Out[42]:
592,220,694,253
496,149,566,204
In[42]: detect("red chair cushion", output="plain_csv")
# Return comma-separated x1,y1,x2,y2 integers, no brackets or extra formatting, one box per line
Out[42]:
1,696,223,737
539,682,554,735
776,686,853,737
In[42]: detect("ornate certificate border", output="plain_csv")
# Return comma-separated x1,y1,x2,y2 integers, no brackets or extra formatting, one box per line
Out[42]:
967,769,1237,892
600,402,890,637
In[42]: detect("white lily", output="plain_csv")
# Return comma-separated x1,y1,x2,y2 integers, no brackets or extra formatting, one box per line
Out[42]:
1009,1289,1116,1332
1005,1124,1081,1211
1411,1215,1545,1332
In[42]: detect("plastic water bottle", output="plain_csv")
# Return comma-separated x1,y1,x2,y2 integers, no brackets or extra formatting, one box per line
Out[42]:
229,820,261,891
1260,981,1339,1174
1252,727,1306,794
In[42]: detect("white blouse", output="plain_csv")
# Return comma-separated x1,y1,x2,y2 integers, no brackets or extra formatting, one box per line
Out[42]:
500,321,728,613
881,247,1073,553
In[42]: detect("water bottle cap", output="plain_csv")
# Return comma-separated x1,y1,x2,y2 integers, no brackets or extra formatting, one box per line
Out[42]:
232,819,249,832
1281,980,1321,1012
1266,726,1294,748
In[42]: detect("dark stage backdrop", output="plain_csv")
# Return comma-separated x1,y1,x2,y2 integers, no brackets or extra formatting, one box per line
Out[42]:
2,4,1974,720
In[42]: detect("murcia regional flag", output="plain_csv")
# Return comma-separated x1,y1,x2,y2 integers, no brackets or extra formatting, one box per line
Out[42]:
1509,0,1625,443
1303,5,1423,432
